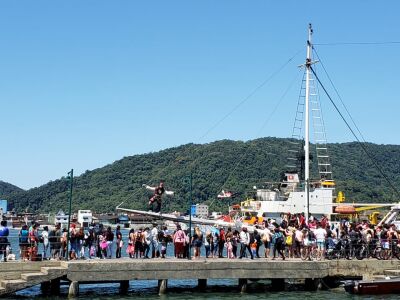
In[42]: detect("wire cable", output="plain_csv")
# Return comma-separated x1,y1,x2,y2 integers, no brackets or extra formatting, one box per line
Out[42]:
208,69,303,209
315,41,400,46
196,49,303,142
312,47,368,143
310,66,400,199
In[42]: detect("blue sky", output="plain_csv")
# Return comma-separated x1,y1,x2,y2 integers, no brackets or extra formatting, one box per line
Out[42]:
0,1,399,189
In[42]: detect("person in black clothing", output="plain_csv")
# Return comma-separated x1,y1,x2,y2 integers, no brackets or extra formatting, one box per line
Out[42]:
106,226,114,259
86,226,95,259
254,229,262,258
143,181,174,212
115,225,122,258
95,224,104,258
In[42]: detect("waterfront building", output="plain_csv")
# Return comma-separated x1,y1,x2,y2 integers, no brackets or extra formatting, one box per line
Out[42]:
191,204,209,218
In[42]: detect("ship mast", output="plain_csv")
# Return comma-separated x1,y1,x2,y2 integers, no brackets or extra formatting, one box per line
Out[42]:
304,24,313,222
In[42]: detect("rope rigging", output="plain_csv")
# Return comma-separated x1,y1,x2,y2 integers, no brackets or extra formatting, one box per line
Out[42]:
315,41,400,46
207,68,304,209
310,66,400,199
196,49,303,143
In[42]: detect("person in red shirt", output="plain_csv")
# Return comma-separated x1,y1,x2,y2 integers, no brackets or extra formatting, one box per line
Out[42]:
218,227,225,258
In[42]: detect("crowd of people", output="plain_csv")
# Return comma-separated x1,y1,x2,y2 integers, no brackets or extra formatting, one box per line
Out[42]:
0,213,399,261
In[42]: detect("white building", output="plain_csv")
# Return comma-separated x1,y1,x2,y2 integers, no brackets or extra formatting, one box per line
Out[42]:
54,210,69,227
77,210,93,228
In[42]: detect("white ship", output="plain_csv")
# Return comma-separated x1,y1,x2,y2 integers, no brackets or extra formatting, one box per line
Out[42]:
234,24,335,221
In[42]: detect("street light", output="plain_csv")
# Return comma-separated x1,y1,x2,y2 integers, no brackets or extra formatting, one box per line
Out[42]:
66,169,73,261
183,173,193,260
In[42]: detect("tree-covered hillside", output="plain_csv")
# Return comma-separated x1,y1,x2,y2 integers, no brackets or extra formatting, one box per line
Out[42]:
5,138,400,214
0,181,23,198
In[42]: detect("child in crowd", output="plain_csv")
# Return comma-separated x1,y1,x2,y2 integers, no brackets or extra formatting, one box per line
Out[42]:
225,237,234,259
250,240,258,258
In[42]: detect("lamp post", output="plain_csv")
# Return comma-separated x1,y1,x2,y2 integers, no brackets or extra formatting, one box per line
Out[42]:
183,174,193,260
66,169,73,261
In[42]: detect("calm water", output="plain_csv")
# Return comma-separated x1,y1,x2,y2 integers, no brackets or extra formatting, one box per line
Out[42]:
3,229,398,299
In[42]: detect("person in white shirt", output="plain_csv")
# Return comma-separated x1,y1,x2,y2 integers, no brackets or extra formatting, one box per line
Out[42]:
41,226,49,260
150,224,159,258
314,223,327,258
239,227,253,259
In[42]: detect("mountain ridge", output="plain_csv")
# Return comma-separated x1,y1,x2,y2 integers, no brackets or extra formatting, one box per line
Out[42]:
5,137,400,214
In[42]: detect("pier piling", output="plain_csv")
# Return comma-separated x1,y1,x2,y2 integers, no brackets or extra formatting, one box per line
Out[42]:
68,281,79,298
238,278,248,293
158,279,168,295
120,280,130,294
271,278,285,291
304,278,320,291
198,279,207,290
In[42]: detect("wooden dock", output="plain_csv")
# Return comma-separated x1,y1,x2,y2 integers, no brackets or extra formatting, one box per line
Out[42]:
1,258,399,297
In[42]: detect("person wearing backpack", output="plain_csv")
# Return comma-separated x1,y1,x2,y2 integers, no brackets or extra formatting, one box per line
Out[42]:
272,228,285,260
19,224,29,261
134,228,144,258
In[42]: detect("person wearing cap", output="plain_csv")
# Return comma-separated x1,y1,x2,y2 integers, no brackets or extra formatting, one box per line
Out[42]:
143,181,174,213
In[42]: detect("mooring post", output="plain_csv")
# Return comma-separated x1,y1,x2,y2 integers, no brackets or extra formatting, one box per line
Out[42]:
40,281,51,295
304,278,320,291
119,280,130,294
50,278,61,295
158,279,168,295
198,279,207,290
68,281,79,298
238,278,248,293
271,278,285,291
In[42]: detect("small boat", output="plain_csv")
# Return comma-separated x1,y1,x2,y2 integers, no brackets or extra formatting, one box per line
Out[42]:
344,278,400,295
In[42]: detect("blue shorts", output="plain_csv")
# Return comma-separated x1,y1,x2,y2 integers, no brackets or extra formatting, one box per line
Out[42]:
317,239,325,250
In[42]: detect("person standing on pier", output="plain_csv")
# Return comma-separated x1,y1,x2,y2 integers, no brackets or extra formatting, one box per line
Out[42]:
0,220,10,262
105,226,114,259
218,227,225,258
143,181,174,213
173,224,186,258
19,224,29,261
150,224,159,258
143,227,151,258
40,226,49,260
239,227,253,259
272,228,285,260
115,225,123,259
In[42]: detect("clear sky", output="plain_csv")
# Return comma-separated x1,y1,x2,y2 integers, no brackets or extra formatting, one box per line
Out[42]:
0,1,399,190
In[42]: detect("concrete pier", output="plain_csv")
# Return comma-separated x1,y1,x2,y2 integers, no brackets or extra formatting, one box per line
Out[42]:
1,259,399,297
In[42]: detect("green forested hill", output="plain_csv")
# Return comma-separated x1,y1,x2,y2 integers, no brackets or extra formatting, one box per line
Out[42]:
0,181,23,198
5,137,400,214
